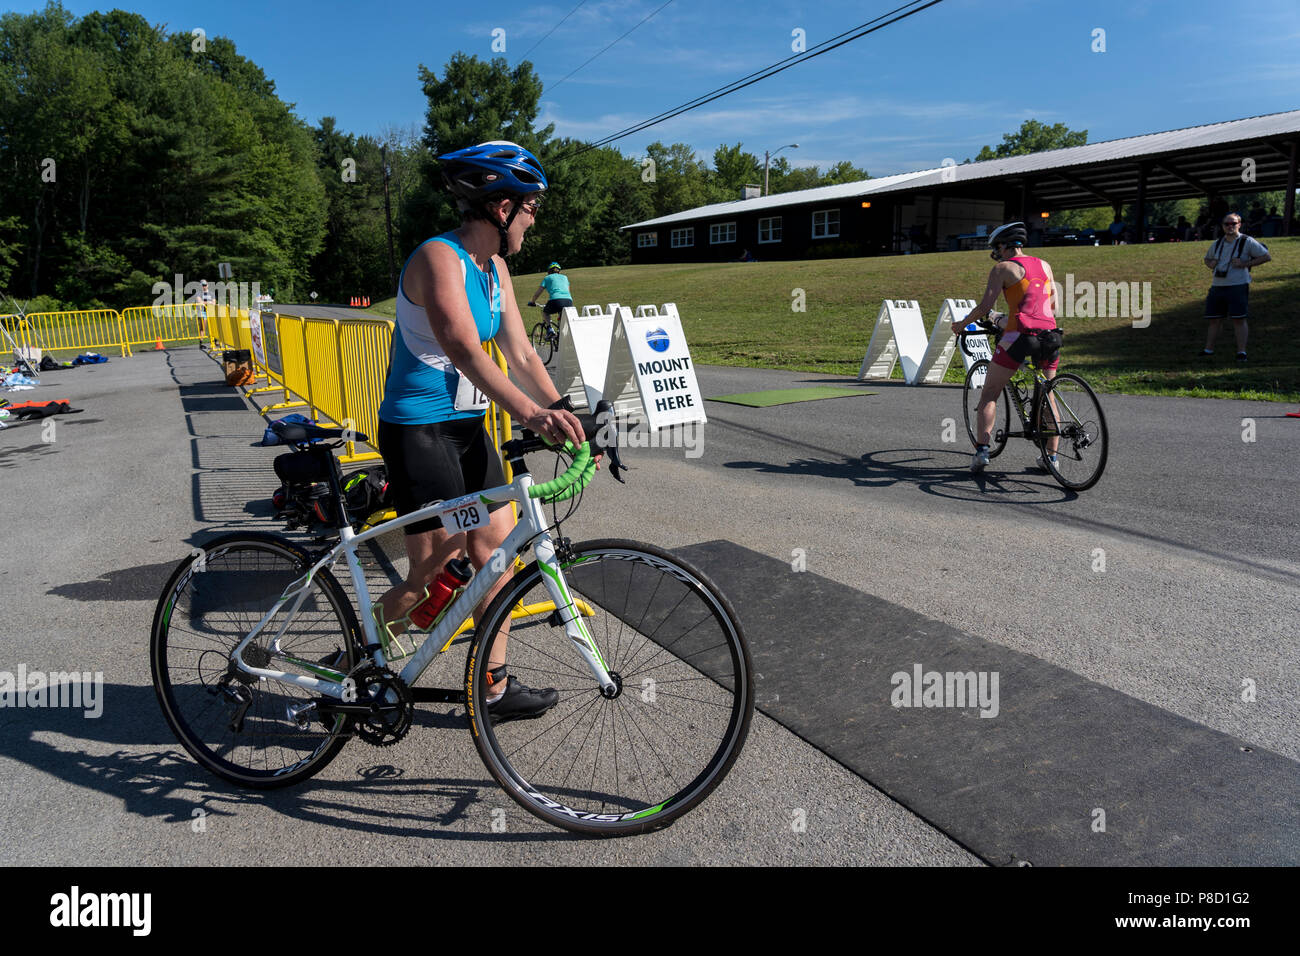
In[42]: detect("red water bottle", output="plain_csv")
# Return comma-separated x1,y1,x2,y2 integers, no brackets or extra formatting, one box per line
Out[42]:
409,557,474,630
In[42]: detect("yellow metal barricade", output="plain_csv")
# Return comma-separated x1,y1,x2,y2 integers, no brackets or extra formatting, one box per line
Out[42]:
336,318,393,463
12,310,130,358
119,304,205,353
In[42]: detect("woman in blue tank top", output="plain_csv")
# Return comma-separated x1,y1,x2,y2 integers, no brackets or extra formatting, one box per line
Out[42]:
375,141,584,722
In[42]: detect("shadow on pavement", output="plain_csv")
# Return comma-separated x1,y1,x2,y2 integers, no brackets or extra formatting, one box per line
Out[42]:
2,683,574,843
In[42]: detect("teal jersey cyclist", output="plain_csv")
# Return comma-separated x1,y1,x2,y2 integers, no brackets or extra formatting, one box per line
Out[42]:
528,261,573,317
374,141,585,722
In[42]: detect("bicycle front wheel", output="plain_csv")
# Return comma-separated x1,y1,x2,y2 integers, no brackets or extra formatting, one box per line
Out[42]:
465,539,753,836
530,321,554,364
150,532,361,788
963,360,1010,458
1035,373,1109,491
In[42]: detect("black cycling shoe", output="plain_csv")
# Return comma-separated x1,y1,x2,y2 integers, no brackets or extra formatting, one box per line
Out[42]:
486,672,559,724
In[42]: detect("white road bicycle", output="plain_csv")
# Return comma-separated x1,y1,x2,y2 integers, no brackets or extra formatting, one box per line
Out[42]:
151,406,753,836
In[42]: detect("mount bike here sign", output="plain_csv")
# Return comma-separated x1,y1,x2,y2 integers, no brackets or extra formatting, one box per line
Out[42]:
602,306,706,430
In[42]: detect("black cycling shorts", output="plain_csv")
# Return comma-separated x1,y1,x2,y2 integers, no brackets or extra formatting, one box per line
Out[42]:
376,417,509,535
542,297,573,316
994,327,1062,372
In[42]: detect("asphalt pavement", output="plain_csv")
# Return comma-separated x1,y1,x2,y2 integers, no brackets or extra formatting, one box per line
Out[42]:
1,348,1295,865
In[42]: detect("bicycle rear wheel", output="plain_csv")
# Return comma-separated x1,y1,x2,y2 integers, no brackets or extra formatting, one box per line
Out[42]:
963,360,1010,458
150,532,360,788
1035,373,1109,491
465,539,753,836
530,321,554,364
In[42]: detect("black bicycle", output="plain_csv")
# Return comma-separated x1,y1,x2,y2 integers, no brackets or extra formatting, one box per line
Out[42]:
956,319,1109,491
526,302,559,364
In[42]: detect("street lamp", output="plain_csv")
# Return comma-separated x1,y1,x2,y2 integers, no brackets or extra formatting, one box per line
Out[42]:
764,144,799,196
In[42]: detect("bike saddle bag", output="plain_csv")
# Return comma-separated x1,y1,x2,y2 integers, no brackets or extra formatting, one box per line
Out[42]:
274,447,333,484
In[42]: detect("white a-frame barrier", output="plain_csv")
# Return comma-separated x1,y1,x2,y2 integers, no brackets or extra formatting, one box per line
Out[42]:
602,304,705,428
858,300,929,385
551,304,616,410
916,299,993,386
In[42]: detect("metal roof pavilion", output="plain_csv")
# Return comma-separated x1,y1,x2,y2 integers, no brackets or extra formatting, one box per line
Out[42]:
622,109,1300,232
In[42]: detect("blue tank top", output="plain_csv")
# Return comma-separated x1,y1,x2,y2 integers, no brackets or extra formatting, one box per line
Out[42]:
378,231,502,424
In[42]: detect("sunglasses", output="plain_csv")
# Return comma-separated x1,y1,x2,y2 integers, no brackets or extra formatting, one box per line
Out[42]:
1222,220,1240,226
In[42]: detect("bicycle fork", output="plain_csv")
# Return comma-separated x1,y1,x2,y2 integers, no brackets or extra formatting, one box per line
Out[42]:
524,499,617,698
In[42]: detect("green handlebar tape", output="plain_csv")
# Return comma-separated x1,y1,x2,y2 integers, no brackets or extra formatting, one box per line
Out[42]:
528,441,595,502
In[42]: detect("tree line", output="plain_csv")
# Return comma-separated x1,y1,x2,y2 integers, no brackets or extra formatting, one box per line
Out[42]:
0,6,867,310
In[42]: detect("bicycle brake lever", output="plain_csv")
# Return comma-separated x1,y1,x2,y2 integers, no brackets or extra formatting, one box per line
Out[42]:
605,444,627,483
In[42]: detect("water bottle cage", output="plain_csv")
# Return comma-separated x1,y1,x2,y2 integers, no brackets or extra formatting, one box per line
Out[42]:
370,582,465,660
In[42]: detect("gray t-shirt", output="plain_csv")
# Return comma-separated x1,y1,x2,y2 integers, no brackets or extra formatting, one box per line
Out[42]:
1206,234,1267,286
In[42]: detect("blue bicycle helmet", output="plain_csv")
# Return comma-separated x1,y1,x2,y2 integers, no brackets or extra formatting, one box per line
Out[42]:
439,141,547,201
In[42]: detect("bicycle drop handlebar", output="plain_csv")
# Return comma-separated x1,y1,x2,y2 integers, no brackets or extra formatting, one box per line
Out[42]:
954,318,1003,358
500,399,627,499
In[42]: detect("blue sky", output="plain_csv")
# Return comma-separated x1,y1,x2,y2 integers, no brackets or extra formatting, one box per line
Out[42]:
43,0,1300,176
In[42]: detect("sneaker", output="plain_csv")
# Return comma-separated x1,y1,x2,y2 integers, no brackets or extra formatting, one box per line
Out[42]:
1236,352,1247,363
1037,452,1058,472
486,674,559,724
970,445,990,473
1196,348,1213,356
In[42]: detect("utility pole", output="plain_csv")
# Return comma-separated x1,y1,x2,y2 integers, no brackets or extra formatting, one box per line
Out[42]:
382,144,397,295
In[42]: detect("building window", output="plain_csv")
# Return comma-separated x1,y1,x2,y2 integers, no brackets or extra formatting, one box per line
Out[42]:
638,232,657,248
758,216,782,244
709,222,737,244
812,209,840,239
671,227,694,248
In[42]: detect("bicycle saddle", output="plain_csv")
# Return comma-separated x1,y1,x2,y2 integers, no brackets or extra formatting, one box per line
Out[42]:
267,419,369,445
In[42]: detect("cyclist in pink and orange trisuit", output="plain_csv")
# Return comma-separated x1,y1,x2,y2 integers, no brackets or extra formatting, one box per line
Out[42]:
952,221,1064,473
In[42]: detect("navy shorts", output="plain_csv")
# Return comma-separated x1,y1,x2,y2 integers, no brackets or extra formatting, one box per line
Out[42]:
542,297,572,316
377,417,509,535
1205,284,1249,319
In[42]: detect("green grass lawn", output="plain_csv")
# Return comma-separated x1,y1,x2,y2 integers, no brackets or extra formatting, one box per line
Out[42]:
365,238,1300,402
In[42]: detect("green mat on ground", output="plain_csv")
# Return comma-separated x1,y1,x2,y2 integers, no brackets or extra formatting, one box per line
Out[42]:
706,386,874,407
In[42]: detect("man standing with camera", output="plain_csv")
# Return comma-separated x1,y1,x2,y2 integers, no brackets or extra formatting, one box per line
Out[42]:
1199,212,1270,362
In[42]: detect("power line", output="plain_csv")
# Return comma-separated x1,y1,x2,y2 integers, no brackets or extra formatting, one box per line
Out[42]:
564,0,945,157
517,0,591,65
548,0,677,92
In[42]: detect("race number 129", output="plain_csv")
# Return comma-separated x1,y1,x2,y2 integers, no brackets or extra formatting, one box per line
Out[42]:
442,500,487,532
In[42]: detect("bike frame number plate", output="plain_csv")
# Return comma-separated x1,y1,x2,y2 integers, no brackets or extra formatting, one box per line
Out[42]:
439,493,490,533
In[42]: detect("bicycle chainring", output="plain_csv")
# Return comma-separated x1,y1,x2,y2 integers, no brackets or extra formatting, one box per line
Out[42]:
352,666,414,748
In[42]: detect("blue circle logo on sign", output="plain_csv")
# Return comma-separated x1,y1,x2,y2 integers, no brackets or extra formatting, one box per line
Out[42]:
646,328,670,352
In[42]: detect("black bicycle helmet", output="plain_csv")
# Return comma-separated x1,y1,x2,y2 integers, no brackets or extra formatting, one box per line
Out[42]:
439,141,548,257
987,221,1027,248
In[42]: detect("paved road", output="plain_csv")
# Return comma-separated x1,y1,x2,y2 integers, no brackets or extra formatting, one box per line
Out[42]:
2,349,1294,865
267,302,385,320
0,350,975,866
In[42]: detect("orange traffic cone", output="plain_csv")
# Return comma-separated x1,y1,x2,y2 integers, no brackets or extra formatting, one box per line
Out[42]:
154,339,165,351
363,296,370,307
